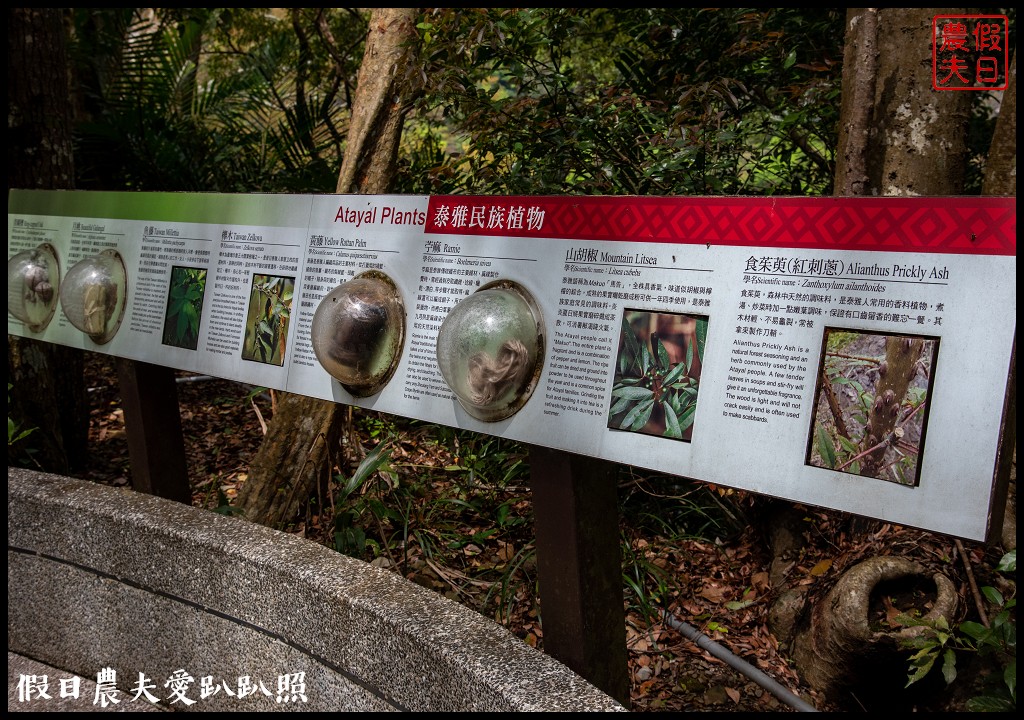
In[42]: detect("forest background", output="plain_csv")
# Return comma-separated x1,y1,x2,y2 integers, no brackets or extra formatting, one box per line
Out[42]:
7,7,1016,713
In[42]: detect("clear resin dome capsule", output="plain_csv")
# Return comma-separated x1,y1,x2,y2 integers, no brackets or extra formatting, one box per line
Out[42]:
59,249,127,344
436,281,544,422
311,271,405,397
8,243,60,332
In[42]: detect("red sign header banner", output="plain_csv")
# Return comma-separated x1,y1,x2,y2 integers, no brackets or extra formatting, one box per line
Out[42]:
425,196,1016,256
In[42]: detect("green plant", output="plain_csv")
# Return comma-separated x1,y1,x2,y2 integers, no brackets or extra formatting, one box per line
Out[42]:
410,8,845,197
358,411,398,441
8,382,40,469
482,540,537,626
332,442,395,558
241,275,294,365
212,488,242,516
618,464,748,545
323,420,540,627
900,549,1016,711
8,384,36,448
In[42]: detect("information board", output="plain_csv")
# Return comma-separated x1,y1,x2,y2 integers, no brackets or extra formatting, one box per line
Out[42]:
7,190,1015,541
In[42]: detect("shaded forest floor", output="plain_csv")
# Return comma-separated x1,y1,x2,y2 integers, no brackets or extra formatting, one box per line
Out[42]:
70,351,1015,713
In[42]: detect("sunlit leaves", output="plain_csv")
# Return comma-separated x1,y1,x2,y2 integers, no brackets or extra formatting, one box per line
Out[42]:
407,8,844,196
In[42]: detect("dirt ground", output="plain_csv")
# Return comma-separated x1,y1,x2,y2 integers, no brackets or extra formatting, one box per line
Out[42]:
66,351,1014,713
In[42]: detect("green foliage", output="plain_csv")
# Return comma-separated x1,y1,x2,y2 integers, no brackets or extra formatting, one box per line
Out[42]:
899,550,1016,711
326,421,536,626
241,275,294,365
406,8,844,196
433,427,531,491
616,467,748,646
70,8,367,193
67,7,1007,201
358,412,398,441
332,442,396,558
621,534,672,632
211,488,242,516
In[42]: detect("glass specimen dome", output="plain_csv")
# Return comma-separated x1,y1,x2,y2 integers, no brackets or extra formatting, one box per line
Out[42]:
310,271,405,397
7,243,60,332
435,280,544,422
58,249,127,344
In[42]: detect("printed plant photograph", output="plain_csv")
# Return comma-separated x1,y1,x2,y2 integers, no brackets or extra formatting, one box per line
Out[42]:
608,309,708,442
241,273,295,366
806,328,938,486
161,266,208,350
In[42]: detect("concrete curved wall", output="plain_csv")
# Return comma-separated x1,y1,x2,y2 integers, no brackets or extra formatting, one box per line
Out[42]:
7,468,624,712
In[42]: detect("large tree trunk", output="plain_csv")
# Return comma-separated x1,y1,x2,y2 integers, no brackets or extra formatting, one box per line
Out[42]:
865,9,973,196
983,51,1016,197
773,8,970,703
236,8,420,527
982,51,1016,552
7,8,89,473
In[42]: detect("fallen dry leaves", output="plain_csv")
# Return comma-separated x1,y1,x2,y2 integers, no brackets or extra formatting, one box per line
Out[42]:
73,351,1008,713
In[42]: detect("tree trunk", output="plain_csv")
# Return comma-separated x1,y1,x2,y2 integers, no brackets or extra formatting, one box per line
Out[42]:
771,8,969,701
865,8,972,196
334,9,420,194
836,7,973,194
981,50,1016,552
236,8,420,528
7,7,88,473
983,51,1016,197
833,8,878,196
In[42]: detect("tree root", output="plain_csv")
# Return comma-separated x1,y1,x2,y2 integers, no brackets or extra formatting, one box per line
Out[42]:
792,556,958,702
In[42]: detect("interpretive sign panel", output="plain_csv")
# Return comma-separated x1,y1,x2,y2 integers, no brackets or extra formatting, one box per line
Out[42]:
7,190,1015,541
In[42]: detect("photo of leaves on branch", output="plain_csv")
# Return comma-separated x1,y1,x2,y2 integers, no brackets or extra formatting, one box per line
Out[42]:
241,273,294,366
807,328,938,485
161,266,208,350
608,310,707,441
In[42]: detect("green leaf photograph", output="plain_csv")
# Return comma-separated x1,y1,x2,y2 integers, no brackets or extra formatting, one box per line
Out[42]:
608,309,708,442
161,266,208,350
241,273,295,366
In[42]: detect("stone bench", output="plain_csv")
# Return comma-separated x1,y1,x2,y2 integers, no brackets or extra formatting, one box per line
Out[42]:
7,468,625,712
